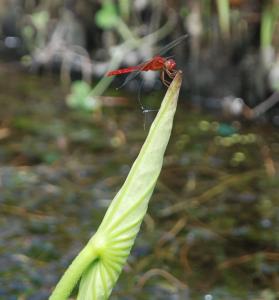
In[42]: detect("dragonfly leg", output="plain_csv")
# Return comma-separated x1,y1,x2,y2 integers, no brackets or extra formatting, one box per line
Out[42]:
165,68,177,79
137,78,145,112
160,71,171,87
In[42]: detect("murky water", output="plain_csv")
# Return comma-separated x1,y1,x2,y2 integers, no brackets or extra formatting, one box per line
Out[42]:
0,66,278,300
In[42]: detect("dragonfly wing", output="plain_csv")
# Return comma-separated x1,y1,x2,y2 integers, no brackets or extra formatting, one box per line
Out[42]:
116,60,152,89
113,35,188,89
158,34,188,56
117,69,142,89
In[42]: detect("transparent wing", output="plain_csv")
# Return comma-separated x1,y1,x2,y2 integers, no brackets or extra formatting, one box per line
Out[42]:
157,34,188,56
116,60,152,89
117,34,188,89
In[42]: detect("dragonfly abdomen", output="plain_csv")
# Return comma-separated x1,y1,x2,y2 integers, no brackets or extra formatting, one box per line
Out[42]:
106,65,141,76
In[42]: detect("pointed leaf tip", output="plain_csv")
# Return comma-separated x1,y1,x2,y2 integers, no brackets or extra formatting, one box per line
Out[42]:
49,67,183,300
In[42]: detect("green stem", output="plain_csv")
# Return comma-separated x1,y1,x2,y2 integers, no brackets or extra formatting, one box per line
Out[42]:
116,18,137,42
118,0,130,21
216,0,230,39
260,5,274,50
49,243,98,300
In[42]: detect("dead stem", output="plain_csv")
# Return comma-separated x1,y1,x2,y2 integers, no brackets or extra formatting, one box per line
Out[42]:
136,268,188,290
157,218,186,248
219,252,279,269
159,169,265,217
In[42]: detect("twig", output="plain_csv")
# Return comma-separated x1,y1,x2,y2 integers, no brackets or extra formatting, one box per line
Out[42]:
136,268,188,290
159,169,264,217
219,252,279,269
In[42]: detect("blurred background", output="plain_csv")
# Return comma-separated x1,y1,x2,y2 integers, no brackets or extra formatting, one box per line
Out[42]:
0,0,279,299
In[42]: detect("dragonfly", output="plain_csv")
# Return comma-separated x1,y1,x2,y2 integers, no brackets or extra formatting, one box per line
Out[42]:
106,34,188,89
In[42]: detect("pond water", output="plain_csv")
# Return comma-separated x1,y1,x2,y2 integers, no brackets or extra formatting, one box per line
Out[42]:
0,66,278,300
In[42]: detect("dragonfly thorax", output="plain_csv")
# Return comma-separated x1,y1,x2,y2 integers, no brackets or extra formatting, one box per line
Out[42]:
164,59,176,71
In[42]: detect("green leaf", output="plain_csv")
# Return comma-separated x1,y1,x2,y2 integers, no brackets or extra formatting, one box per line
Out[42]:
49,71,182,300
78,72,183,300
95,3,119,29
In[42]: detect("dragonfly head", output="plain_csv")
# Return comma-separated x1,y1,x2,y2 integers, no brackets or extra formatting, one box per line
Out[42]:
164,59,176,71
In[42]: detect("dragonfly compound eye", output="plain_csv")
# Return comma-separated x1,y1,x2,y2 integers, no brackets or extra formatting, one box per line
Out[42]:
165,59,176,71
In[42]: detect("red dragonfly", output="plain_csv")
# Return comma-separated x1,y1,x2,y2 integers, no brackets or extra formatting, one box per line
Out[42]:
106,34,188,88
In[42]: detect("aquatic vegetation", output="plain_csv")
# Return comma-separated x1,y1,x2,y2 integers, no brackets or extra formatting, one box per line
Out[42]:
50,72,182,300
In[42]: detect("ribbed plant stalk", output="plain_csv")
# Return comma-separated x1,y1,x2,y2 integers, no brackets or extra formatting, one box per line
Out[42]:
50,71,183,300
